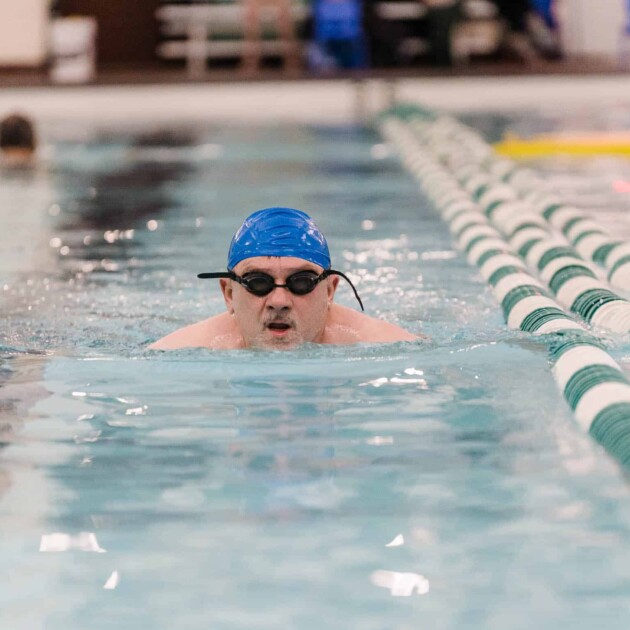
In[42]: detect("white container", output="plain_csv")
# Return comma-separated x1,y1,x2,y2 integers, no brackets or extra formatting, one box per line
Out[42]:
556,0,625,58
0,0,49,66
49,17,97,84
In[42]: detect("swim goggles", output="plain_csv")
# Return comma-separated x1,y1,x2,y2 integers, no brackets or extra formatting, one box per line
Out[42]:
197,269,364,311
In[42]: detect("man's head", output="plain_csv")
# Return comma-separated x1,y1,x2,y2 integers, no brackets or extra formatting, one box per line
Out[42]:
0,113,36,166
197,207,366,348
221,208,338,348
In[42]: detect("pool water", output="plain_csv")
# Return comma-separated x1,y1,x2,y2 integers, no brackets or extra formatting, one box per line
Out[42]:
2,116,630,629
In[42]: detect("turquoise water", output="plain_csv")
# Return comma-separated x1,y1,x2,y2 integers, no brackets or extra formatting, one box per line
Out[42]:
2,118,630,629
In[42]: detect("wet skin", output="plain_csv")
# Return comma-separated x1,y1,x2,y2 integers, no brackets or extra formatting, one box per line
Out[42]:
148,256,420,350
220,257,337,349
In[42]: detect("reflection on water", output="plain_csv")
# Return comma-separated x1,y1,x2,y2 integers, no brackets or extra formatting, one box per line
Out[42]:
1,119,630,629
52,130,198,280
0,351,49,442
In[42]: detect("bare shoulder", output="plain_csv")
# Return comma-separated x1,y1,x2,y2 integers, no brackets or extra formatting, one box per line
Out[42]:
148,313,243,350
324,305,421,344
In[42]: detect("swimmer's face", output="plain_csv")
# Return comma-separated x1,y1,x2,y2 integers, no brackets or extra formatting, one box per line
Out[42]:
1,147,35,168
220,256,339,349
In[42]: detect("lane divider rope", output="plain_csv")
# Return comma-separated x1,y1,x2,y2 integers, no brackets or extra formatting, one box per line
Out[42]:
379,105,630,468
424,113,630,292
408,115,630,334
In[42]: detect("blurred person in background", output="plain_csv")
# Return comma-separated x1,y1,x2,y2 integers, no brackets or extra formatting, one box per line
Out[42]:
242,0,300,73
492,0,561,60
0,113,37,168
365,0,461,67
308,0,368,71
423,0,461,65
364,0,560,68
526,0,562,59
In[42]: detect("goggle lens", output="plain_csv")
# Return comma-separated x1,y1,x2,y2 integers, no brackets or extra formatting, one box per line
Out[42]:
286,272,319,295
242,275,274,295
242,272,320,296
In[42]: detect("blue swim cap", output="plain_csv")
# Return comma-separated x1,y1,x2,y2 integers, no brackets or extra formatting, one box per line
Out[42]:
227,207,331,270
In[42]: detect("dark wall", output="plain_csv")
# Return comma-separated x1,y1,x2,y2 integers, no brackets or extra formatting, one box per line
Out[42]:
57,0,160,65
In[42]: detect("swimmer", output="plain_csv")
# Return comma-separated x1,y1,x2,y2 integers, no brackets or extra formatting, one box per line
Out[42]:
0,113,37,168
149,207,419,350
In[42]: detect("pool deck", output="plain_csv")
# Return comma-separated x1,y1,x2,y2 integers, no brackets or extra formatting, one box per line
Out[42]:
0,55,629,123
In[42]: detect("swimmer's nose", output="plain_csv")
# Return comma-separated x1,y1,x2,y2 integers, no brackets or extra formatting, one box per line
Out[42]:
265,284,292,309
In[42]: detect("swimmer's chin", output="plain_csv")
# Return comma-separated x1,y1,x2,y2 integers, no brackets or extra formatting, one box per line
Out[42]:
250,331,305,350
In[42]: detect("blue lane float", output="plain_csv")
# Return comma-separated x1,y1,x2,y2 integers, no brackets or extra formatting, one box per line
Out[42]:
380,106,630,468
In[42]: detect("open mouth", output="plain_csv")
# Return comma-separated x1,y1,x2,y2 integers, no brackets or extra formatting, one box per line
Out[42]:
266,322,291,335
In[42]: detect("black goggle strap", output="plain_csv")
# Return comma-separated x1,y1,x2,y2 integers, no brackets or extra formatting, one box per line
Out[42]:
197,272,236,280
325,270,364,311
196,271,251,291
197,270,364,311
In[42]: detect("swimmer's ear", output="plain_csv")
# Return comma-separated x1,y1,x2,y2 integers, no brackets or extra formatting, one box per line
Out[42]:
327,274,339,305
220,279,234,314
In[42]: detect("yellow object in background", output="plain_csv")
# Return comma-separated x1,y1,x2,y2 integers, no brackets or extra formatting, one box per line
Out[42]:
494,132,630,158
